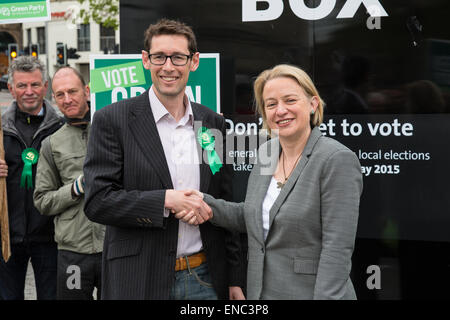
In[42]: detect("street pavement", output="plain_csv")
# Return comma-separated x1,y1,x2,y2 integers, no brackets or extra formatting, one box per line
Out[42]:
0,89,12,113
25,263,36,300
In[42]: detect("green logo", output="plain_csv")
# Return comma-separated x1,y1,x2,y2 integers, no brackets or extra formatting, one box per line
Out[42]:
0,0,49,23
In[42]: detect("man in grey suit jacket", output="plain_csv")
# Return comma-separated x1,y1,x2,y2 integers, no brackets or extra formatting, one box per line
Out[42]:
83,19,245,300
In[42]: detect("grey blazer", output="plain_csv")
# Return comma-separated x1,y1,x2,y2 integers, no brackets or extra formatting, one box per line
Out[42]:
204,127,363,300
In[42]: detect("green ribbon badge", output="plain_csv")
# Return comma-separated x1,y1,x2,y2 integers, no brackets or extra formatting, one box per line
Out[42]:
20,148,39,189
197,127,223,175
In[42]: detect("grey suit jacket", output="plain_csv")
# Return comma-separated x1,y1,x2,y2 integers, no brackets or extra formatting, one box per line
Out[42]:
204,127,363,300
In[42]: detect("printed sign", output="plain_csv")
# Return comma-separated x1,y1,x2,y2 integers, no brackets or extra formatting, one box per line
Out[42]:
226,113,450,242
321,114,450,242
89,54,221,114
0,0,50,24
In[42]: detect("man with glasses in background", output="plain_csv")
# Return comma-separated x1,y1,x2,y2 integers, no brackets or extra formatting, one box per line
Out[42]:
83,18,245,300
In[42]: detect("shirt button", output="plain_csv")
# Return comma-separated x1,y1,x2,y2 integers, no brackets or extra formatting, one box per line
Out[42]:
178,180,183,185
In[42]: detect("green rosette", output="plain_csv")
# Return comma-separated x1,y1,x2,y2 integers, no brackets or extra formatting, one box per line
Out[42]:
197,127,223,175
20,148,39,189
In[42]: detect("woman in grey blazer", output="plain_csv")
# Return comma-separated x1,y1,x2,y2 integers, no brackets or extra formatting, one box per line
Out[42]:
178,64,363,300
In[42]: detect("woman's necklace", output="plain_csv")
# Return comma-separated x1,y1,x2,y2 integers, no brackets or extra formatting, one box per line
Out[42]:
277,151,302,189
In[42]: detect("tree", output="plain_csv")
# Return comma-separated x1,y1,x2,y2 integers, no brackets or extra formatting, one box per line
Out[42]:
73,0,119,30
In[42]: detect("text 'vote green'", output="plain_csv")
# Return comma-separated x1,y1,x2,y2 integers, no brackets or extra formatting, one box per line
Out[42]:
90,61,146,93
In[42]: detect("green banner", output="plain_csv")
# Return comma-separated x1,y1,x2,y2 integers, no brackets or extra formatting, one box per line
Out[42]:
0,0,50,24
89,54,221,113
90,61,146,94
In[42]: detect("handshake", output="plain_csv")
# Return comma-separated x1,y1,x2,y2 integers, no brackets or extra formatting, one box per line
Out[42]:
165,189,213,225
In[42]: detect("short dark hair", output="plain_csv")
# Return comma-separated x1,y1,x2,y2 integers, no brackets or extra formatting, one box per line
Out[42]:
8,56,46,85
143,18,197,54
52,66,86,88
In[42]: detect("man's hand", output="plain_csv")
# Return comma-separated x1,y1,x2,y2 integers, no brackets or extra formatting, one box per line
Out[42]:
165,190,212,224
0,159,8,178
229,286,246,300
183,189,203,199
174,209,199,225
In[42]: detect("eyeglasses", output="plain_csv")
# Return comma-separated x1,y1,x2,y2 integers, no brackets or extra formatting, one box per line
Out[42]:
148,53,193,66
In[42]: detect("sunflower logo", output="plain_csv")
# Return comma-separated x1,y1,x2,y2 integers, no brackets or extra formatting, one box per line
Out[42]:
201,132,211,144
26,152,35,162
1,8,11,16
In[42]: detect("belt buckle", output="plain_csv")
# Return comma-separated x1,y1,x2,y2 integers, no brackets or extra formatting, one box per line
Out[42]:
175,252,203,272
176,256,186,271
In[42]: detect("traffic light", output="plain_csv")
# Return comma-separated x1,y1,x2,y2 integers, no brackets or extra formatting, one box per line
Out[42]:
8,43,18,63
56,43,67,66
31,44,39,58
67,47,80,59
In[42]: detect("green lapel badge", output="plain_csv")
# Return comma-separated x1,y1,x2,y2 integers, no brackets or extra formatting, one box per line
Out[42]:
197,127,222,175
20,148,39,189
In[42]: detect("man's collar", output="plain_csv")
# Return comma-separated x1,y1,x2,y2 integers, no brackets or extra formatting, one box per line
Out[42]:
64,105,91,127
37,106,45,116
16,104,45,118
148,86,193,125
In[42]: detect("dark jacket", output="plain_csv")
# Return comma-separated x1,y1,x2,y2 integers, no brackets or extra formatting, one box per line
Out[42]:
2,100,63,244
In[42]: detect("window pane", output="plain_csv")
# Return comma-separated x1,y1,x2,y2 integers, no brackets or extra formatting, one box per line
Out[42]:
27,29,31,47
77,24,90,51
37,27,45,54
100,25,115,52
100,25,115,36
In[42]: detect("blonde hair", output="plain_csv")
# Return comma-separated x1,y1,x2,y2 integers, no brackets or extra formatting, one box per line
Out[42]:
253,64,324,134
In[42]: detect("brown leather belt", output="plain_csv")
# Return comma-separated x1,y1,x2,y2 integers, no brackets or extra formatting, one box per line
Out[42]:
175,252,207,271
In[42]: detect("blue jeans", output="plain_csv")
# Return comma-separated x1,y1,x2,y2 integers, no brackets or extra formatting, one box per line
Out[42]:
0,242,57,300
169,262,218,300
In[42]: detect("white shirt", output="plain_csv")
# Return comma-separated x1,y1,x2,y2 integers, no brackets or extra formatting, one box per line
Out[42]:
261,177,281,241
149,86,202,258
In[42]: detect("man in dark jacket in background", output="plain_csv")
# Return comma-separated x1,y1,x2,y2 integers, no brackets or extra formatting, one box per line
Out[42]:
0,56,63,300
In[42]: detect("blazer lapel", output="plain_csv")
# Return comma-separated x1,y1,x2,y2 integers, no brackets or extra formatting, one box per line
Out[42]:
191,103,212,193
254,174,272,244
252,138,279,244
128,91,173,189
268,127,323,232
